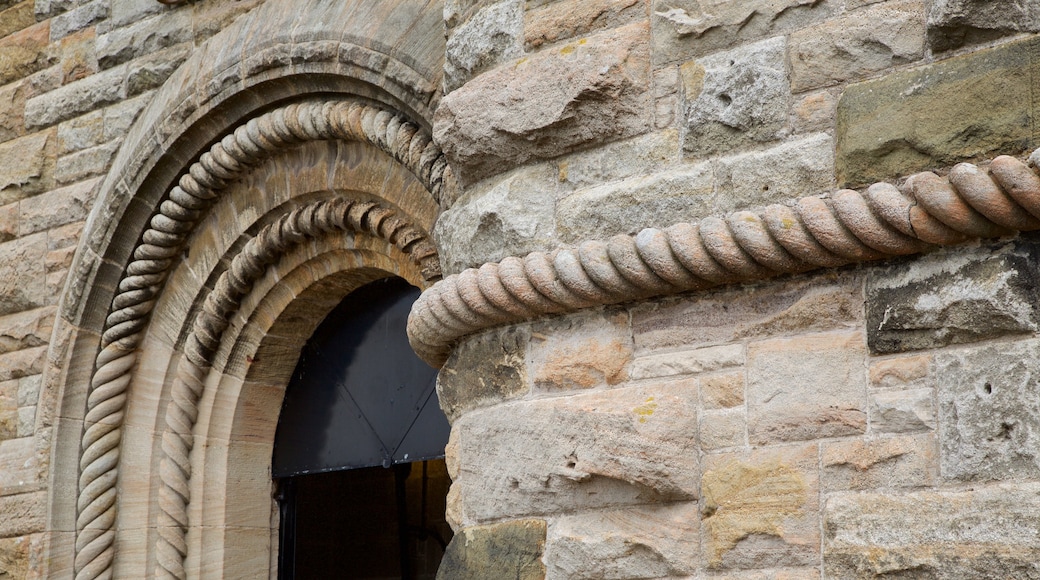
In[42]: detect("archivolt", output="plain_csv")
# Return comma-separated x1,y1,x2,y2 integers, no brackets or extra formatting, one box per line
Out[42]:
408,153,1040,367
75,99,449,580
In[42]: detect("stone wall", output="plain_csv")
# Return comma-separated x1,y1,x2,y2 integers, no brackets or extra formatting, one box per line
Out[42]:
1,0,1040,577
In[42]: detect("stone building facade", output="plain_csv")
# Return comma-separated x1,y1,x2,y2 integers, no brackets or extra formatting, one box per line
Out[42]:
2,0,1040,577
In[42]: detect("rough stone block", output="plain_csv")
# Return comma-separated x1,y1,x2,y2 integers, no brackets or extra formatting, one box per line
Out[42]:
437,519,546,580
191,0,264,43
101,90,150,141
824,483,1040,578
836,35,1040,187
437,325,530,422
633,272,862,353
444,0,522,93
0,234,47,317
17,374,41,408
0,534,33,579
555,129,679,195
104,0,164,30
822,433,937,491
524,0,644,50
124,43,190,96
747,332,867,444
528,310,632,392
868,354,931,390
16,406,33,437
0,130,54,205
701,444,819,570
452,381,699,521
435,22,652,184
49,0,108,42
24,63,127,129
433,163,557,275
629,343,743,381
56,110,103,154
700,408,745,451
701,371,744,409
714,133,834,210
866,241,1040,354
705,569,820,580
0,347,45,383
791,88,838,135
0,1,34,39
555,161,714,243
869,387,935,434
0,308,53,356
544,503,698,579
789,1,925,92
928,0,1040,51
0,80,27,144
652,0,836,65
59,27,96,84
0,22,54,86
96,10,192,69
936,339,1040,482
54,139,118,184
0,491,44,537
18,177,99,235
681,37,788,157
0,379,15,440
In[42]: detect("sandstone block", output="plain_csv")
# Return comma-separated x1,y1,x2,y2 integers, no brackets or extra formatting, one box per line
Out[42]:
0,491,44,538
190,0,264,43
0,379,15,440
555,129,679,195
866,241,1040,354
124,43,190,96
452,381,698,521
0,308,53,356
59,27,97,84
700,371,744,409
0,130,54,205
528,311,632,392
54,139,119,184
836,36,1040,187
524,0,644,50
556,161,714,243
633,272,862,353
747,332,867,444
19,177,99,235
104,0,164,30
824,483,1040,578
822,433,937,491
789,1,925,92
0,347,45,383
17,375,40,408
701,444,819,570
714,133,834,210
681,37,788,157
437,520,546,580
544,503,698,579
791,89,838,135
936,339,1040,482
629,344,743,381
652,0,836,65
101,91,150,141
869,387,935,434
868,355,931,390
437,325,530,422
705,569,820,580
49,0,108,42
24,63,126,129
0,23,54,87
435,22,652,184
700,408,745,451
928,0,1040,51
56,110,103,154
96,10,192,69
0,1,34,39
0,234,47,317
0,534,32,579
0,80,27,144
433,163,556,275
444,0,522,93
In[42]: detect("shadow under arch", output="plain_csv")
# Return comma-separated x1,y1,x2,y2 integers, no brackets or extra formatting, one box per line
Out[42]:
40,1,450,578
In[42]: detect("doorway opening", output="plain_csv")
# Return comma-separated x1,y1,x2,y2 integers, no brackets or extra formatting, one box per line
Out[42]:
272,277,452,579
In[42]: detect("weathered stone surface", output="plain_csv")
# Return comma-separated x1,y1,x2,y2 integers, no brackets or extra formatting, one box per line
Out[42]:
714,133,834,210
633,273,862,353
700,408,745,451
524,0,644,50
747,332,867,444
0,534,32,579
0,379,15,440
936,339,1040,482
701,444,819,570
96,10,192,69
928,0,1040,52
701,371,744,410
866,241,1040,354
629,343,743,381
0,347,45,383
48,0,108,42
555,129,679,195
0,1,34,39
681,37,788,157
18,177,99,235
869,355,931,390
17,375,40,408
435,22,652,183
124,43,190,97
822,433,937,491
0,437,35,491
0,491,44,537
789,1,925,92
706,569,820,580
544,503,698,579
869,387,935,434
652,0,836,64
437,519,546,580
452,381,698,521
836,36,1040,187
791,88,838,134
191,0,264,43
0,80,27,144
24,63,127,129
438,325,530,422
56,110,103,154
0,308,53,356
824,484,1040,578
54,140,119,184
59,27,96,84
101,91,150,141
556,161,714,243
0,131,54,205
0,204,13,243
444,0,522,93
0,234,47,317
433,164,556,274
529,310,632,392
0,22,54,87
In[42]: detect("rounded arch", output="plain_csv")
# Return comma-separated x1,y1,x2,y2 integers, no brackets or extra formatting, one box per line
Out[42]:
41,2,450,578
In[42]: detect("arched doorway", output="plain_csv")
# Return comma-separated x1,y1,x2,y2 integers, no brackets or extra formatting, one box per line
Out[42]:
272,277,452,578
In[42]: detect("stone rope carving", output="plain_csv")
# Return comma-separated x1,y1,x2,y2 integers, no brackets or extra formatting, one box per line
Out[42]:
156,196,438,579
408,152,1040,367
76,99,450,580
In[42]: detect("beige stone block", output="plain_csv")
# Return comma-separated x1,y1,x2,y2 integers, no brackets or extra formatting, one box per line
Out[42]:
524,0,645,49
59,26,97,84
869,387,935,434
629,344,744,381
56,109,103,154
822,432,937,491
748,332,867,444
18,177,99,236
0,533,34,579
701,443,819,570
555,129,679,195
0,347,45,383
0,491,44,537
0,436,35,493
869,354,931,389
0,130,55,204
439,519,547,580
545,502,698,578
438,324,530,422
0,21,54,86
701,371,744,409
0,79,27,144
791,88,838,134
714,132,835,210
55,139,120,184
529,310,633,392
0,203,13,243
706,568,820,580
0,379,15,440
0,1,34,38
700,408,746,451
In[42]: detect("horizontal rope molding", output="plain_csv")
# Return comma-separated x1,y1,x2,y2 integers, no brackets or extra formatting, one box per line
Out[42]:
407,150,1040,368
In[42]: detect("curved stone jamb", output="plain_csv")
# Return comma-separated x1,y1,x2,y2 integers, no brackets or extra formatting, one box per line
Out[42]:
408,151,1040,368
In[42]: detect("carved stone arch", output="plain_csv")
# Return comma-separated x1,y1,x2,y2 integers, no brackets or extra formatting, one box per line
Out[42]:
41,1,449,578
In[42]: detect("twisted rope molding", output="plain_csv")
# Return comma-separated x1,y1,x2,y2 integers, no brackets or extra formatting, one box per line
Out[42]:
156,196,438,579
77,98,450,580
407,152,1040,368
